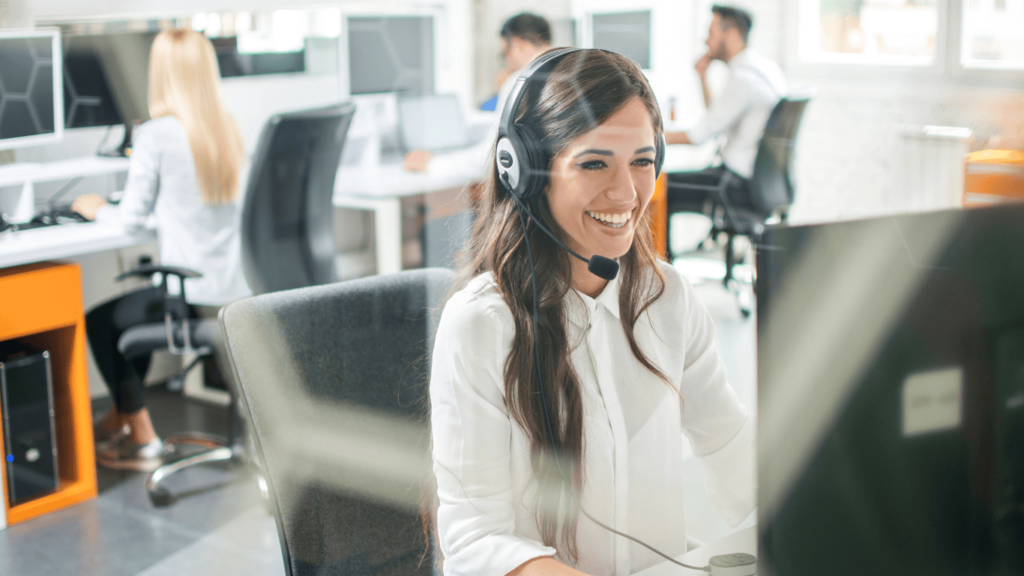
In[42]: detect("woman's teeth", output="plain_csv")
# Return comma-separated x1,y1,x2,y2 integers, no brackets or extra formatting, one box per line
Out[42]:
586,209,633,229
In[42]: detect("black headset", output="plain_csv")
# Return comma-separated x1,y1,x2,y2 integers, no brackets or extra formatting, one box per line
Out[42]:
495,48,666,282
495,47,666,203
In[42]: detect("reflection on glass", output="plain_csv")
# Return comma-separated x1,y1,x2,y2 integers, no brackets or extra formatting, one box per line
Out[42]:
801,0,938,64
963,0,1024,69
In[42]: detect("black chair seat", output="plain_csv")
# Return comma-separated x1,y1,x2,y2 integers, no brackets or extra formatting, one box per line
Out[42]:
117,319,220,360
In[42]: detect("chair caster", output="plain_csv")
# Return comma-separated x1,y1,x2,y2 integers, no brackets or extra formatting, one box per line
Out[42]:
149,486,174,507
166,374,185,392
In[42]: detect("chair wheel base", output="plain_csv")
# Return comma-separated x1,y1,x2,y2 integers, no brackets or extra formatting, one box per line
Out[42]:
148,487,174,507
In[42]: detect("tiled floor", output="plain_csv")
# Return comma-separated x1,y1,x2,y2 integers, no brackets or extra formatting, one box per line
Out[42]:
0,253,756,575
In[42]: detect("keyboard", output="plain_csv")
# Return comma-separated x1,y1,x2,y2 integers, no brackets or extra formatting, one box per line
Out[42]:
16,204,89,230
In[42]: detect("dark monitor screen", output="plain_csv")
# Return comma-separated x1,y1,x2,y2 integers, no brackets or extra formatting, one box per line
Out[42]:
347,16,434,95
756,206,1024,576
0,32,61,147
592,11,651,69
62,32,155,128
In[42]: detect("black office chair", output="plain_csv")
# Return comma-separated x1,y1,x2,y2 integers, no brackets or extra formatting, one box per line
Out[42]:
667,93,812,317
115,103,358,506
112,264,240,507
240,103,356,294
220,268,454,576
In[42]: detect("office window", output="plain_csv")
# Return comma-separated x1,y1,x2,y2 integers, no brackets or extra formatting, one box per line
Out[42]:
799,0,939,64
591,11,651,69
962,0,1024,69
347,16,434,96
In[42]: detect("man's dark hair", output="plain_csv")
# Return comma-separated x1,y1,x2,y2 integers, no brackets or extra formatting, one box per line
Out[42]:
500,13,552,46
711,5,753,44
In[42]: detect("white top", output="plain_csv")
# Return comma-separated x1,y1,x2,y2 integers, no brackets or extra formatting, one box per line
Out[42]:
686,49,788,179
430,262,756,576
95,116,251,306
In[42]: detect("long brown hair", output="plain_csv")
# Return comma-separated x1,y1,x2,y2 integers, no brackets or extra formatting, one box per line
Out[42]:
447,49,670,563
149,29,245,205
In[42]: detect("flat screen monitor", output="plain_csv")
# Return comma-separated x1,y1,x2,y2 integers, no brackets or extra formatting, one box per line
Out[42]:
0,29,63,150
347,16,434,96
397,94,469,152
62,32,155,129
591,11,651,69
756,206,1024,575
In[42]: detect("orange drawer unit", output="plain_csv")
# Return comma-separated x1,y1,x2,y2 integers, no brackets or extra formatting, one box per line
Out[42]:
0,262,97,529
963,149,1024,207
650,172,668,260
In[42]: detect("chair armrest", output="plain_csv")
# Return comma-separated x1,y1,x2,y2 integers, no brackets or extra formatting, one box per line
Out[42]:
116,264,204,282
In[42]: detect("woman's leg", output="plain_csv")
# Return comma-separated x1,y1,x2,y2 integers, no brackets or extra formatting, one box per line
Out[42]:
85,286,165,442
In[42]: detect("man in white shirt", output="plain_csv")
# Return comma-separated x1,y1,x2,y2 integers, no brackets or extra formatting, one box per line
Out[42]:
663,5,788,222
403,12,551,172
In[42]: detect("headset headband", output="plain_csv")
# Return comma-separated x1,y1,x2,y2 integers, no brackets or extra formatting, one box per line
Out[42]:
497,47,580,141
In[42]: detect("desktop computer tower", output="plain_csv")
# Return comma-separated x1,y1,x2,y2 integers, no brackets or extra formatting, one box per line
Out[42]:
0,345,59,507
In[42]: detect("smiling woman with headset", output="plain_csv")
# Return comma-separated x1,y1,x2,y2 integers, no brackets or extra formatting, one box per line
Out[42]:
428,49,756,576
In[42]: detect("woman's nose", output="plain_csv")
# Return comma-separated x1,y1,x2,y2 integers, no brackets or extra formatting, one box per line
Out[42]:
607,166,638,203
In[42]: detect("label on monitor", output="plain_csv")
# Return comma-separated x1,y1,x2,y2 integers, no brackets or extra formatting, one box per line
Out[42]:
902,367,962,437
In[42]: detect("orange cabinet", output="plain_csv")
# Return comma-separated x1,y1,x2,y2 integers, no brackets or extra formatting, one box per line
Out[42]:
0,262,97,528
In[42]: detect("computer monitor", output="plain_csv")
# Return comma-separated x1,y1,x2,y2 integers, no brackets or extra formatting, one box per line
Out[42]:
346,15,434,96
397,94,469,152
62,32,155,129
756,206,1024,575
591,11,651,69
0,29,63,150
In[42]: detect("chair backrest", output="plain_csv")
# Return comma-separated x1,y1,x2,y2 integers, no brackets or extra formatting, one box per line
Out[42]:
240,103,356,295
748,93,813,217
221,268,454,576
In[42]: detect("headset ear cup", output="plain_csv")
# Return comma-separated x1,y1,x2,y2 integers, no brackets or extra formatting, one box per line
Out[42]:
655,133,666,179
515,124,547,202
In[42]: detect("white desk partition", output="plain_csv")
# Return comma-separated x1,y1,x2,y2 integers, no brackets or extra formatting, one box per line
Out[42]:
0,156,130,222
334,149,485,275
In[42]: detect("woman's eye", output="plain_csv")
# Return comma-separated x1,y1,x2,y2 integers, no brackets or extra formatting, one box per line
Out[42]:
632,158,655,168
577,160,607,171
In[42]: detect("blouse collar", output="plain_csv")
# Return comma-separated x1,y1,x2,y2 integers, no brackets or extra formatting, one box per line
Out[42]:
567,271,622,329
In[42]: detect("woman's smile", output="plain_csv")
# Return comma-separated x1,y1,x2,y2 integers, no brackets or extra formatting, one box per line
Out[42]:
585,208,635,229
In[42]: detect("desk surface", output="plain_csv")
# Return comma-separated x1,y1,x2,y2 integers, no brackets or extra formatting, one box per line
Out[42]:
334,151,483,202
0,222,155,269
634,526,757,576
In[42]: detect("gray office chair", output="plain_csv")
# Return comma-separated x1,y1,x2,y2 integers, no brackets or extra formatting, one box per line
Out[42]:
240,103,356,295
221,268,454,576
667,92,813,317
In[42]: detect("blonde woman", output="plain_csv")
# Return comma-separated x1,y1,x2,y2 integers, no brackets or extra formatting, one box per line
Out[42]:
72,29,250,471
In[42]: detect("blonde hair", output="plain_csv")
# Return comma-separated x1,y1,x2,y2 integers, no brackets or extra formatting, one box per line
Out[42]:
148,29,245,205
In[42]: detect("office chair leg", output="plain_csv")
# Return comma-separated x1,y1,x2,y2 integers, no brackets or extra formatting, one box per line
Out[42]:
146,442,237,507
146,390,246,507
166,353,207,393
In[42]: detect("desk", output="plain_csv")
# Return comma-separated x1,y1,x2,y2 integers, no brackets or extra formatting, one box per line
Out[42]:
635,525,757,575
334,153,482,275
0,222,155,270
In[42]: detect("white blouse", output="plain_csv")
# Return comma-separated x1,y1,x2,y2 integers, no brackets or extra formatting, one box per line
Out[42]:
95,116,251,306
429,261,756,576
